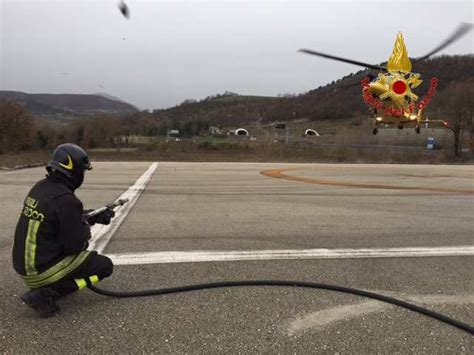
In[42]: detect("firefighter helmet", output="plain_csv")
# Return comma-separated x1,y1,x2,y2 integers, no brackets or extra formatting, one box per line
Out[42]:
47,143,92,181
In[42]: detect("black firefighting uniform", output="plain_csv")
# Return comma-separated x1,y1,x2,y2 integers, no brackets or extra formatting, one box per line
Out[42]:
12,174,113,296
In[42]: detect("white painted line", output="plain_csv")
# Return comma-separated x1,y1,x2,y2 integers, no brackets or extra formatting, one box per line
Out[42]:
287,294,474,336
106,245,474,265
288,300,387,335
88,162,158,253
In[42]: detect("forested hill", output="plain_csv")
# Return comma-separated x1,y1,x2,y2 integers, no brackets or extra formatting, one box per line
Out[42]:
1,55,471,136
152,54,474,127
0,91,138,120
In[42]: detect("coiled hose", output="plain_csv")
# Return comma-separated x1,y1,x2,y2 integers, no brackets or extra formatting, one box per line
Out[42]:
88,280,474,335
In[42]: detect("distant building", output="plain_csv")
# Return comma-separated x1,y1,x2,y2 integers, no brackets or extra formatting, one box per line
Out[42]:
209,126,224,136
167,129,180,138
235,128,249,136
303,129,320,137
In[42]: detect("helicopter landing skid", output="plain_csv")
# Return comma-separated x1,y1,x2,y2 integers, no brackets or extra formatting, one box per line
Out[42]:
372,122,422,135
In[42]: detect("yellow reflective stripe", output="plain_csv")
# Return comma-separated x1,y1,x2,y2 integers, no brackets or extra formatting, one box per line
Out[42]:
24,255,76,282
89,275,99,285
24,219,41,276
75,278,87,290
22,251,90,283
22,251,91,289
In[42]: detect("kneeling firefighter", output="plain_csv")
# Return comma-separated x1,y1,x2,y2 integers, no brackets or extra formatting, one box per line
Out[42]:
12,143,115,318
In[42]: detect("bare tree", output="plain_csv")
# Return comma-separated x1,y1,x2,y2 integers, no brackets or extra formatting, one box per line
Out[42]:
434,82,474,157
0,101,34,154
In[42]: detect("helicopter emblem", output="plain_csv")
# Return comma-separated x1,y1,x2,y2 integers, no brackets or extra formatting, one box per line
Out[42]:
299,23,473,134
359,32,439,134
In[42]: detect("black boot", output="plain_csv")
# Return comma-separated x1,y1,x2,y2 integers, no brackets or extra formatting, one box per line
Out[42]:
21,287,60,318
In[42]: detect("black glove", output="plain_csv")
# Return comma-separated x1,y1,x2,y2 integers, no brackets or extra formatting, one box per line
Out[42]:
84,224,92,240
87,208,115,226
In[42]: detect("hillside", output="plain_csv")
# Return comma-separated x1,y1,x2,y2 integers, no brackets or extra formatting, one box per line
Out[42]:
152,92,279,128
151,54,474,128
0,91,138,120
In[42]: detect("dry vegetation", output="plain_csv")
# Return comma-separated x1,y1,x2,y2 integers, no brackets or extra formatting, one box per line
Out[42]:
1,55,473,168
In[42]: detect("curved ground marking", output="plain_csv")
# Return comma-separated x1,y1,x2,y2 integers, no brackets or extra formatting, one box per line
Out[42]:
287,294,474,336
261,168,474,194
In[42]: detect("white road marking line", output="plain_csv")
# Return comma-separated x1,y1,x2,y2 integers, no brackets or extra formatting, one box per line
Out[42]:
287,294,474,336
88,162,158,253
106,245,474,265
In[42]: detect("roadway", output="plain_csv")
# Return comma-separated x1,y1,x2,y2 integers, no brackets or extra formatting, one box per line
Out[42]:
1,162,473,353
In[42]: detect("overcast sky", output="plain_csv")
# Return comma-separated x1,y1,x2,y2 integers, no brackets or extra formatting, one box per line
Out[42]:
1,0,473,110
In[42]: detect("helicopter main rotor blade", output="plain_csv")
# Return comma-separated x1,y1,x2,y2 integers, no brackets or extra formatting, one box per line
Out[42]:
341,74,376,88
415,22,473,62
298,49,386,71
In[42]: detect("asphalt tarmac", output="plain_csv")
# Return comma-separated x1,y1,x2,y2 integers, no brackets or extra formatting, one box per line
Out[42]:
1,162,473,353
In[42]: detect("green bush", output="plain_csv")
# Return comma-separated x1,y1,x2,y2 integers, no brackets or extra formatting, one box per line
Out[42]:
199,140,219,150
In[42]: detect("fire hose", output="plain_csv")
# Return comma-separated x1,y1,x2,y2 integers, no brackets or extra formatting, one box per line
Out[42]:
86,200,474,336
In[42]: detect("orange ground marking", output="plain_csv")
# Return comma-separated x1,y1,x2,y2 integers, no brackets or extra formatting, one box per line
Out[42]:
260,167,474,194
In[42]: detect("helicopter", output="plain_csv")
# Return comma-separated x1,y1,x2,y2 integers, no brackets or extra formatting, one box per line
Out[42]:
299,23,473,135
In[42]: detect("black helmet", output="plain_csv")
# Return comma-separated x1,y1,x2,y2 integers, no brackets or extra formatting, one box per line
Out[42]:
47,143,92,188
